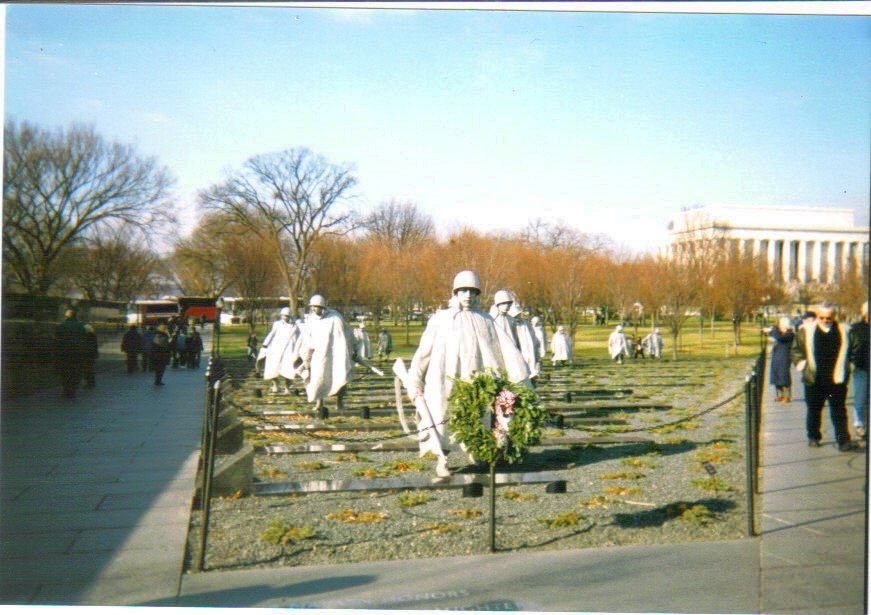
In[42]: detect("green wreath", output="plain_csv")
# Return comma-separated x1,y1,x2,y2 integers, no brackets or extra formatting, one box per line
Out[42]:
447,369,546,465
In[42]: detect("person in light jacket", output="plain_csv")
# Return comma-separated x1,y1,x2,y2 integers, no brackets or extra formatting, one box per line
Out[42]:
791,303,858,451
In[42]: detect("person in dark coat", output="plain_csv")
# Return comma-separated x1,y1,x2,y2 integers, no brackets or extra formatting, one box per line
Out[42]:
141,325,156,371
151,324,172,386
121,324,143,374
54,309,88,398
765,316,795,402
186,328,204,368
81,324,99,389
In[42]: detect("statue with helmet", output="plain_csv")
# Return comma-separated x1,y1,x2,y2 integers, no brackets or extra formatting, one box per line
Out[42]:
395,270,531,477
490,289,541,381
260,306,301,394
296,293,385,418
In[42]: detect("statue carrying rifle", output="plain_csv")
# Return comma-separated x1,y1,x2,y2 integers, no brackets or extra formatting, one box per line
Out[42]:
394,270,531,477
296,294,382,418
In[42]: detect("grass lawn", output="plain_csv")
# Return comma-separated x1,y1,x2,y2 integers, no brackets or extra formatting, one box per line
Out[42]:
220,316,766,363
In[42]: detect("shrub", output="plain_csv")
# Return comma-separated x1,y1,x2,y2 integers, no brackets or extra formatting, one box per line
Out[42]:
602,486,642,496
424,522,462,533
538,512,581,528
622,457,659,469
692,476,736,493
397,491,431,507
449,508,483,519
579,495,614,508
326,508,386,524
261,518,316,545
294,461,326,471
501,490,538,502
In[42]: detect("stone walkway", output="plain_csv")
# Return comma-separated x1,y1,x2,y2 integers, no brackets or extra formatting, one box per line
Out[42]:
1,336,866,612
1,333,204,605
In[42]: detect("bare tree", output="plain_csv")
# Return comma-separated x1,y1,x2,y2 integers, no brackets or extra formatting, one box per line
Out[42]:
199,147,358,314
62,226,165,302
170,213,236,297
2,120,175,296
710,251,769,348
521,218,611,252
364,199,435,249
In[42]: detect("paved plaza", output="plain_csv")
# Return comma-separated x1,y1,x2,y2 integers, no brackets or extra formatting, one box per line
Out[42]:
0,330,867,613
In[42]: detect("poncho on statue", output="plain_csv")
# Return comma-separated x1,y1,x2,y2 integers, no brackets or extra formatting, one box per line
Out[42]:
261,318,301,380
409,305,530,458
299,310,354,403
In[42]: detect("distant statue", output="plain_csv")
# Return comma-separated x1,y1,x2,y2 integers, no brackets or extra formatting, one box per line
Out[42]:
550,325,573,366
531,316,547,362
376,327,393,361
353,322,373,360
608,324,630,365
642,327,664,360
509,300,541,381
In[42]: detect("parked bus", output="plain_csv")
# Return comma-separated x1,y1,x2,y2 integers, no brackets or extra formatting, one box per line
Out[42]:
126,300,179,325
177,296,220,322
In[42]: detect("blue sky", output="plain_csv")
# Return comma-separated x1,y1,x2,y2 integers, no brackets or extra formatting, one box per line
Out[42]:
4,4,870,253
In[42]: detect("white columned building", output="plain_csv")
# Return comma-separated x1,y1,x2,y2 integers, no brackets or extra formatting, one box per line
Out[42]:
668,205,869,284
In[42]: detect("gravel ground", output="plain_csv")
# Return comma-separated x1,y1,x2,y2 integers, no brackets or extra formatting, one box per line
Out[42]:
186,356,755,573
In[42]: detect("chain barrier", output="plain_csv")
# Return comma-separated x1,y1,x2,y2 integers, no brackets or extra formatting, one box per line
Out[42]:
252,387,745,444
562,388,745,435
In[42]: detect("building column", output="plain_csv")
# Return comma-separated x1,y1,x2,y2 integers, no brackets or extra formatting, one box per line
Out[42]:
797,241,808,283
783,241,794,282
846,242,859,273
819,241,830,284
767,239,777,278
834,242,844,281
808,241,819,282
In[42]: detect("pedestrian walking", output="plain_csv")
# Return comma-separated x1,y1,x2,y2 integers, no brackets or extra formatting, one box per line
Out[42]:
121,324,142,374
54,308,88,399
765,317,795,402
82,324,99,389
848,301,869,440
171,328,187,368
141,325,156,371
151,324,172,386
187,327,204,368
247,331,259,362
792,303,858,451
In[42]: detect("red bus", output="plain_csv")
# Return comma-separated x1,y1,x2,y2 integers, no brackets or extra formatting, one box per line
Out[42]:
177,296,219,322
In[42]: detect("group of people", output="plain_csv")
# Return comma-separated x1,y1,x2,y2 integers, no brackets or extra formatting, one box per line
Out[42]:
607,325,664,364
121,320,203,386
765,301,869,452
54,308,99,398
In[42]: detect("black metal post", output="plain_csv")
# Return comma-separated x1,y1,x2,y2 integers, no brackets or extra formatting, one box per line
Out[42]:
196,379,222,572
744,375,757,536
489,462,496,553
